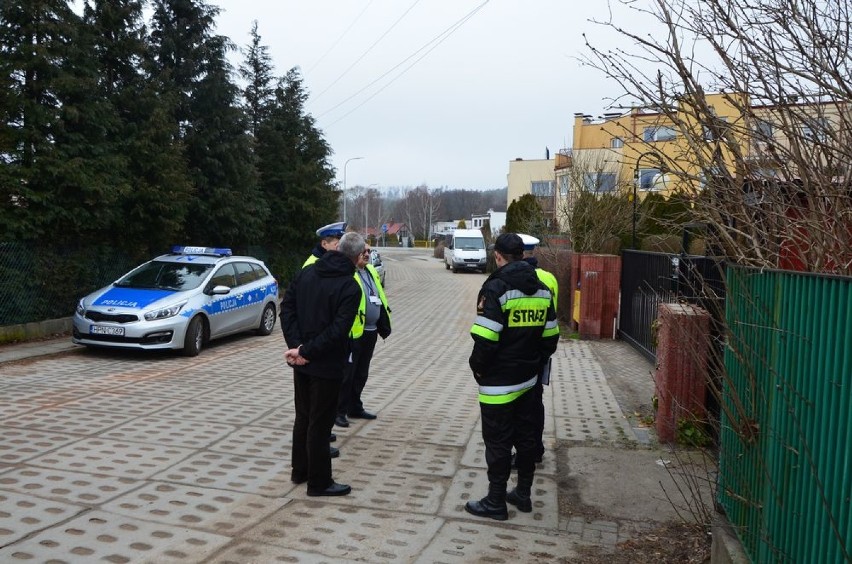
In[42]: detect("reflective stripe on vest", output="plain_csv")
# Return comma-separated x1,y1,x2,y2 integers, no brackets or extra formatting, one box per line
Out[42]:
478,375,538,404
470,315,503,341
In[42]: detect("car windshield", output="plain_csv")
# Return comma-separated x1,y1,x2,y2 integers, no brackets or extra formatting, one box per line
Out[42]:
456,237,484,250
115,261,213,291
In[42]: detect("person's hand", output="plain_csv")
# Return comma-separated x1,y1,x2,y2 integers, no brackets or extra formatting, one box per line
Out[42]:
285,348,309,366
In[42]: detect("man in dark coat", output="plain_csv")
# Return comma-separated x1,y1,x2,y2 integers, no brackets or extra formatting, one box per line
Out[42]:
281,232,366,497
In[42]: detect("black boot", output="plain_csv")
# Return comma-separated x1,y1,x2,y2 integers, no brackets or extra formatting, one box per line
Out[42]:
464,482,508,521
507,472,534,513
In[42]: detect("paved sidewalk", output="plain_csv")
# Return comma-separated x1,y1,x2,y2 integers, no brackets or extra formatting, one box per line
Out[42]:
0,248,700,563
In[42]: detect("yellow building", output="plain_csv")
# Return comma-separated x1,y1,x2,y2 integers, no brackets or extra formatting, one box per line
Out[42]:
506,157,558,229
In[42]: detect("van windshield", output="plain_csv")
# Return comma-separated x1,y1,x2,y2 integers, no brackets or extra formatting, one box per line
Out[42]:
455,237,484,250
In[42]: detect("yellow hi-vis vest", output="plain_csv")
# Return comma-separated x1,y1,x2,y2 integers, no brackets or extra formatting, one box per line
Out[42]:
302,254,365,339
535,267,559,311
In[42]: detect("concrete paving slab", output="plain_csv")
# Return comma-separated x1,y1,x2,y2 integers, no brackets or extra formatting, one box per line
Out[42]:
0,488,86,545
414,520,582,563
0,467,142,505
0,428,80,464
345,438,461,477
2,405,136,435
100,482,290,535
5,509,231,562
207,424,292,458
241,502,445,562
151,451,296,496
27,437,195,479
210,541,361,563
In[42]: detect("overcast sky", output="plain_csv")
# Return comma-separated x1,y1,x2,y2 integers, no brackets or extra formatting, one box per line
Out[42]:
210,0,648,191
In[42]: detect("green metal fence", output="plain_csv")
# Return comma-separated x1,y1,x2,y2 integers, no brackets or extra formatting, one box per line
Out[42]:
719,266,851,563
0,242,138,326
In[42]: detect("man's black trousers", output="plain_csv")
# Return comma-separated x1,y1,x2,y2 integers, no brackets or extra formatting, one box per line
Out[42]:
292,369,341,489
480,386,538,485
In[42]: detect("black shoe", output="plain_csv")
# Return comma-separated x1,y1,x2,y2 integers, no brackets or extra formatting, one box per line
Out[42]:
507,489,533,513
335,415,349,427
464,498,508,521
348,410,377,420
291,475,307,485
307,482,352,497
330,446,340,458
329,433,337,442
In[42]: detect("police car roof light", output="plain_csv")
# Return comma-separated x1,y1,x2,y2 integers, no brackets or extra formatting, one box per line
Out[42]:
170,245,233,257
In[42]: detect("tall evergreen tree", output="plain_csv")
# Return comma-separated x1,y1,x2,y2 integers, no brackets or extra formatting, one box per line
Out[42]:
255,68,336,278
239,21,275,138
84,0,192,256
0,1,84,241
149,0,264,248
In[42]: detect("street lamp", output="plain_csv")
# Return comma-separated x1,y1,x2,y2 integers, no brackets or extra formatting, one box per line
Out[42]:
364,183,378,240
632,151,664,249
342,156,364,223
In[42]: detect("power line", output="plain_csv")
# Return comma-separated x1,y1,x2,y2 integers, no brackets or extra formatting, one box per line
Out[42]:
312,0,423,102
305,0,376,77
318,0,489,127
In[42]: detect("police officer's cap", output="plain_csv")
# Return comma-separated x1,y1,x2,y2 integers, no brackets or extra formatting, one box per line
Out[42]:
517,233,540,251
316,221,347,238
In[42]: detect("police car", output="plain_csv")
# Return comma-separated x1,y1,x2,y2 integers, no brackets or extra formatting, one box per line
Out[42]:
72,246,279,356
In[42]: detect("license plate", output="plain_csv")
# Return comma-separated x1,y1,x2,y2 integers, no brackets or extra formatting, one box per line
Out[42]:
91,325,125,336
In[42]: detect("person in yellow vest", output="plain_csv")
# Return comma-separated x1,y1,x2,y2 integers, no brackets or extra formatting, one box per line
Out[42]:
336,244,392,426
517,234,559,465
465,233,559,520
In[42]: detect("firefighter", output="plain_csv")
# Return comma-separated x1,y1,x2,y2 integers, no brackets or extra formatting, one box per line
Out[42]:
465,233,559,520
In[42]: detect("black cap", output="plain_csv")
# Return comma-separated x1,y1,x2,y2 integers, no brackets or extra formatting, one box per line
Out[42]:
491,233,525,257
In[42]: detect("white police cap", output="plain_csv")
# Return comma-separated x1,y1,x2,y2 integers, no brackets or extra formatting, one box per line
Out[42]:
517,233,540,251
316,221,347,238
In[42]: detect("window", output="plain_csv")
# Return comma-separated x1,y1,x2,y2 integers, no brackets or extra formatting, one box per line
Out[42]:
703,117,729,140
611,137,624,148
754,119,773,139
637,168,661,191
643,126,676,142
584,172,617,193
234,262,259,286
210,264,237,288
559,175,570,196
801,117,829,142
530,181,554,196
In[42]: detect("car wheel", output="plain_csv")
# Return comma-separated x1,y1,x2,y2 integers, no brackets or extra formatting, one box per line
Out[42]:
256,303,276,336
183,316,205,357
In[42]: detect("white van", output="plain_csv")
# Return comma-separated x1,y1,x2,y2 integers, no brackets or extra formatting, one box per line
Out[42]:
444,228,487,273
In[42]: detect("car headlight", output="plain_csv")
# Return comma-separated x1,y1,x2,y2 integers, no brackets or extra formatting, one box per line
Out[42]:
144,302,186,321
76,300,86,316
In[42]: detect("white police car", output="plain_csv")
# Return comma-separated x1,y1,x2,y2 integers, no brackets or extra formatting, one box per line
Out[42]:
72,246,279,356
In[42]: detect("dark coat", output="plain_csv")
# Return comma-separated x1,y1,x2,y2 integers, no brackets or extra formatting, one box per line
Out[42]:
281,251,360,379
469,260,558,386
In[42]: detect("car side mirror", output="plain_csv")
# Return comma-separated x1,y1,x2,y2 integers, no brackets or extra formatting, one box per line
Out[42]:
210,285,231,295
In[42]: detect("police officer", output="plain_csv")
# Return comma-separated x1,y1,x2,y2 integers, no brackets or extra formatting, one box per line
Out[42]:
518,233,559,464
304,221,347,267
465,233,559,520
